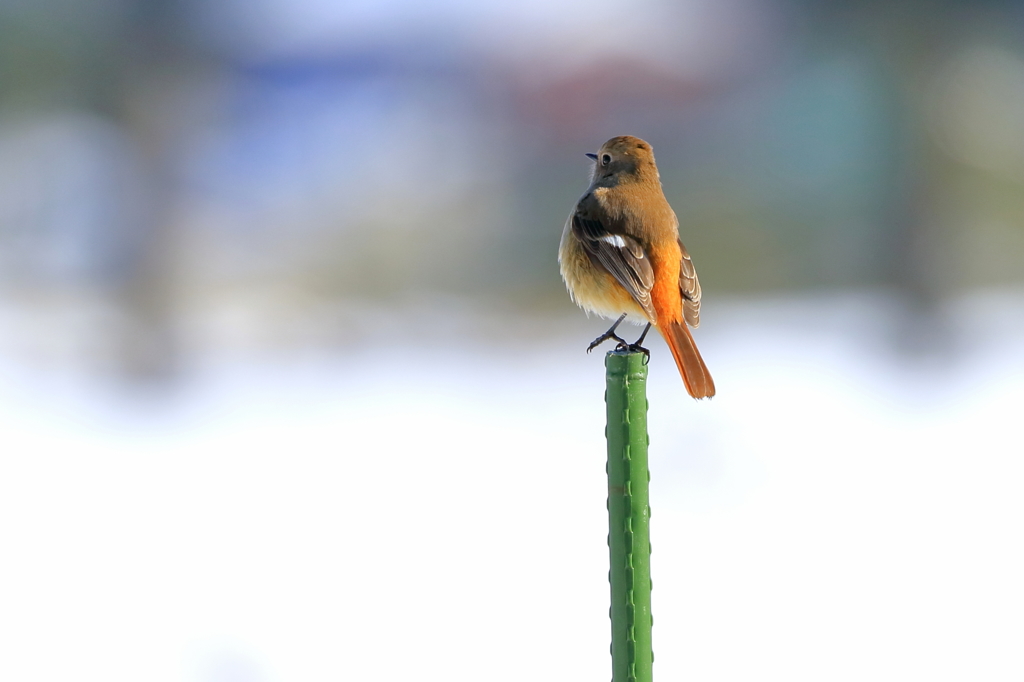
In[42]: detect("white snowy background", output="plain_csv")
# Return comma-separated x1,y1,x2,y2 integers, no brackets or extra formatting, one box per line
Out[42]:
2,292,1021,682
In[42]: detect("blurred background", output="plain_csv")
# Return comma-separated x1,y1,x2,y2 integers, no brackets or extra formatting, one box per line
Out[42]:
2,0,1024,680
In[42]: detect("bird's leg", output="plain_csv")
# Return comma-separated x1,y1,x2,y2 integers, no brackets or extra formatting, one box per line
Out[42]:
586,314,628,353
626,323,652,363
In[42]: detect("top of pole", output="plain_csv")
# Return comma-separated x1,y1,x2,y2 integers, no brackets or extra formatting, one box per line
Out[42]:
604,349,649,380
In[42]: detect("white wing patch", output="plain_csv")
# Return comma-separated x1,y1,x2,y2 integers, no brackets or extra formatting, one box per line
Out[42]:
600,234,627,248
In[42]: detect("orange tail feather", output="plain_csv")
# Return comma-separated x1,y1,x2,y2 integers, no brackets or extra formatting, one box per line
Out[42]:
659,321,715,399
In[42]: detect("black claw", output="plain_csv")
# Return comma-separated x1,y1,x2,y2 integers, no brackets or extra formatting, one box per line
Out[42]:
587,332,628,353
626,323,652,363
626,343,651,364
586,314,629,353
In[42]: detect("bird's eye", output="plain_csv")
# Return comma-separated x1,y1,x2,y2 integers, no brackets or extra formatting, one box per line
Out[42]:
601,154,611,166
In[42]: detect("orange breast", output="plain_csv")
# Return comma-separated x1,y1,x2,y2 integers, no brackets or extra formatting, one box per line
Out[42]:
647,240,683,327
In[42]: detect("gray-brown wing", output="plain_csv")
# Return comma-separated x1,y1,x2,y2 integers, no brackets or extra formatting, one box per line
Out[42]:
678,238,701,328
572,214,656,321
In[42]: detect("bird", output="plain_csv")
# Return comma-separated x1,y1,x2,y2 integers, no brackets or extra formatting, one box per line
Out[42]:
559,135,715,399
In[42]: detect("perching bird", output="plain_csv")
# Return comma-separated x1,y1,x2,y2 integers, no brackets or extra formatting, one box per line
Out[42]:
559,135,715,399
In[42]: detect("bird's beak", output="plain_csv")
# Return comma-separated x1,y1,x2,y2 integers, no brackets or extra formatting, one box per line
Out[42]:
585,153,598,161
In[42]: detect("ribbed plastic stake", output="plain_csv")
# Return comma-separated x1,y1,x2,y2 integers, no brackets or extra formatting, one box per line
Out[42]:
605,349,653,682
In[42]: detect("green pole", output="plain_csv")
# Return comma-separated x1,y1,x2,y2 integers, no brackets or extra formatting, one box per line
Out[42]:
605,349,653,682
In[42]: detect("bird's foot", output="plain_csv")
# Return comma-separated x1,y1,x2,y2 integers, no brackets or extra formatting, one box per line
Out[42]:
587,331,628,353
619,342,651,364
